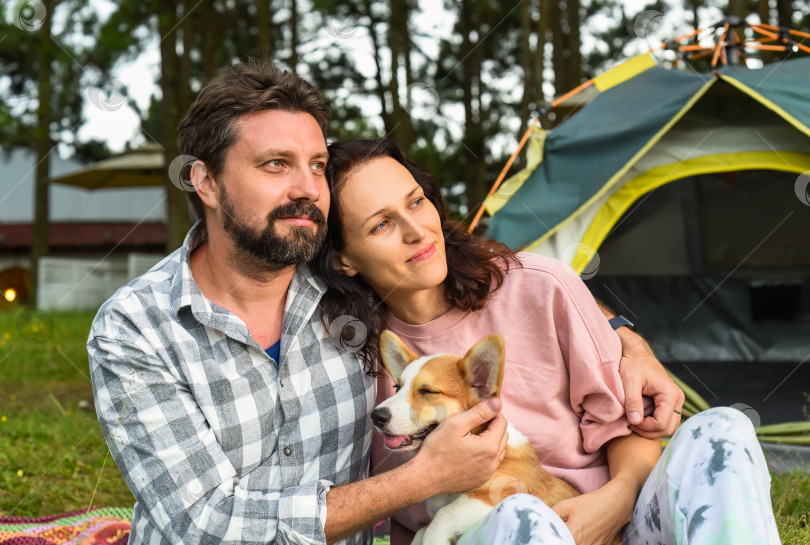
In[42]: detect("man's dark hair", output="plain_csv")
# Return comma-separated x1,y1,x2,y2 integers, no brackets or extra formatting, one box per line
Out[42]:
177,59,331,223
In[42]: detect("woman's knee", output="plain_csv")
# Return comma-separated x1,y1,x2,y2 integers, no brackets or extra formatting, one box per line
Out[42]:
677,406,758,443
489,494,573,544
496,493,552,515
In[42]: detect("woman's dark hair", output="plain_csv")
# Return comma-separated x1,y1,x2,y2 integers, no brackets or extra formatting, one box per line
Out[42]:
313,139,520,375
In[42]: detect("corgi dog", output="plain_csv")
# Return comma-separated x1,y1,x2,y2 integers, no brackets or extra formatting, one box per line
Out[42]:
371,330,623,545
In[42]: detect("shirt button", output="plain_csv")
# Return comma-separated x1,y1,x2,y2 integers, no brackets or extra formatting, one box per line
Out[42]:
284,446,292,456
280,379,285,387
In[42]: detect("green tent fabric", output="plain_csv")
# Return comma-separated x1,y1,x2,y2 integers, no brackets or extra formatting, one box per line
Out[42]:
484,56,810,448
486,57,810,254
722,61,810,134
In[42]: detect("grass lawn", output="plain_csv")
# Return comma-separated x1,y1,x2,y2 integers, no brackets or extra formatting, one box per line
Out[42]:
0,309,808,543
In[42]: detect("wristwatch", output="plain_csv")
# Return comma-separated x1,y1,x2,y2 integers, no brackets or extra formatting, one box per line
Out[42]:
608,315,635,331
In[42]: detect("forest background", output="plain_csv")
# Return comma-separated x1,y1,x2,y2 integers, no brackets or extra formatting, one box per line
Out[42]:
1,0,807,295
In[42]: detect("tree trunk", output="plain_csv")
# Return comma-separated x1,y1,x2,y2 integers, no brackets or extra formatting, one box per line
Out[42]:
536,0,550,127
550,0,569,96
179,2,193,109
255,0,273,60
460,0,487,215
519,0,533,131
202,0,219,79
290,0,299,71
387,0,415,152
363,0,391,129
775,0,792,29
31,0,53,307
757,0,776,64
728,0,748,19
757,0,770,26
568,0,581,86
160,1,191,252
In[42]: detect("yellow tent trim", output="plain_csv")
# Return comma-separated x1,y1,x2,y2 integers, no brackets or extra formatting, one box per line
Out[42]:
570,150,810,273
719,75,810,139
484,126,547,216
593,53,656,92
523,77,718,254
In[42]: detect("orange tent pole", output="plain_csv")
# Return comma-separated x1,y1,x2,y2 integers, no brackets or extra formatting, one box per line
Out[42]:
678,44,714,52
551,78,594,109
672,28,704,43
743,36,779,44
711,24,729,66
749,24,781,40
732,29,747,65
467,118,539,233
787,41,810,54
759,23,810,40
690,49,715,61
468,73,601,232
747,43,790,51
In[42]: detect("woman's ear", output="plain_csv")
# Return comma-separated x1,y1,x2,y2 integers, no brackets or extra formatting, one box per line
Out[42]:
334,252,359,278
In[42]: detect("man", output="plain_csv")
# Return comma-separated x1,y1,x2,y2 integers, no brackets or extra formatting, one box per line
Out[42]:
88,59,683,545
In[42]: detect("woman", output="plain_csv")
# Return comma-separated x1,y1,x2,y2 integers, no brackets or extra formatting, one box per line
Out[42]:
313,139,780,545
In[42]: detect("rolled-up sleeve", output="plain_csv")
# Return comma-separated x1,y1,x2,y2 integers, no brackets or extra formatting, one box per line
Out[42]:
549,264,632,454
88,335,331,545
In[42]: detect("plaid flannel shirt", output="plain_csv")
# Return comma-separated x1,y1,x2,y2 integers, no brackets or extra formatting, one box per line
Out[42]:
88,223,375,545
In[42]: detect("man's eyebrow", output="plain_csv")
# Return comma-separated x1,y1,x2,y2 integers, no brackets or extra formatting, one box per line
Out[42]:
255,149,329,163
255,149,295,163
360,186,420,227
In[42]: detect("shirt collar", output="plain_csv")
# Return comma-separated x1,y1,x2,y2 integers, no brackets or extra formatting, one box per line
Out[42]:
169,220,209,316
169,221,327,344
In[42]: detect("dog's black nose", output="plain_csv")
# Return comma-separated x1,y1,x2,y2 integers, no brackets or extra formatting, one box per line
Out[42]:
371,407,391,427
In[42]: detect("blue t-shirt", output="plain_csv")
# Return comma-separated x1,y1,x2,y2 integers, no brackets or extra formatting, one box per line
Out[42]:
265,339,281,363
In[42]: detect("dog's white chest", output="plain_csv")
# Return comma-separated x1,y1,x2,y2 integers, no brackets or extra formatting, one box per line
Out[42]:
425,493,460,518
414,495,493,545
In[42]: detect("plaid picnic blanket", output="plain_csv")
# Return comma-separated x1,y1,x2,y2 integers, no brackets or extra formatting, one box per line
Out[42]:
0,507,132,545
0,507,393,544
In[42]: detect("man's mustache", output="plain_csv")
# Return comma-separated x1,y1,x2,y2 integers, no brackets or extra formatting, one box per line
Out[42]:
267,201,326,227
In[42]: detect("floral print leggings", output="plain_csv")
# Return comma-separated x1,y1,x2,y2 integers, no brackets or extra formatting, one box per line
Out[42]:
456,407,781,545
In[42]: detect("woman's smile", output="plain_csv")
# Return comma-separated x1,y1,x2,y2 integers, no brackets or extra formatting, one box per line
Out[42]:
407,243,436,263
334,156,448,301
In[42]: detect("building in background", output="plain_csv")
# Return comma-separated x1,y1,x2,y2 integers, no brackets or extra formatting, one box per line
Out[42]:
0,147,168,311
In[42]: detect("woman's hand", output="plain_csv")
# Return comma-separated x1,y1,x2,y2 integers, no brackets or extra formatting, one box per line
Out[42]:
552,478,635,545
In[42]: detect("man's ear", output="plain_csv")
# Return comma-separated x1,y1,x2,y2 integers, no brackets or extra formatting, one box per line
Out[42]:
459,335,505,399
334,252,359,278
380,330,419,383
190,160,218,209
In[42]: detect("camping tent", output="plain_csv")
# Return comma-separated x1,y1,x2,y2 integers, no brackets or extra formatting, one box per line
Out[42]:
483,54,810,437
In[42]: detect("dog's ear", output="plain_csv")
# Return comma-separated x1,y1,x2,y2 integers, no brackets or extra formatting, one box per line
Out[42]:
459,335,505,399
380,330,419,383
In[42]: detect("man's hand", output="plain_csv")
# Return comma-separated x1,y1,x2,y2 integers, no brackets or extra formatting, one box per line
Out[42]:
616,328,685,438
412,398,508,497
325,399,506,543
552,478,634,545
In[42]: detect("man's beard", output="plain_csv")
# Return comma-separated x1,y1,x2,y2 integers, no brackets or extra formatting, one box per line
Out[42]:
219,186,327,272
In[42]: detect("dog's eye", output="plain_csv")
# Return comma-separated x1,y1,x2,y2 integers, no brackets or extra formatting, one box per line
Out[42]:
419,388,439,395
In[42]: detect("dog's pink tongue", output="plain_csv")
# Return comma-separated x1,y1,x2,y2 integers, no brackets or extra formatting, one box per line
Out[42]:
384,434,408,449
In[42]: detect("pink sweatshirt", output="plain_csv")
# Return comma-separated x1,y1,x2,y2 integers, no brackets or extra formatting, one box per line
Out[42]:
371,252,632,539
